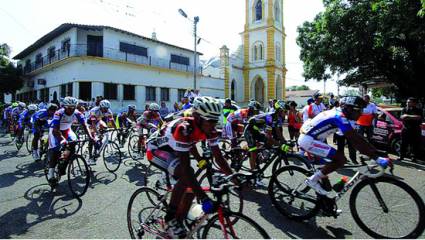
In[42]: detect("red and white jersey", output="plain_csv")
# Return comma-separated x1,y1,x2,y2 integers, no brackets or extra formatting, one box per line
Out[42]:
226,108,250,125
147,117,218,152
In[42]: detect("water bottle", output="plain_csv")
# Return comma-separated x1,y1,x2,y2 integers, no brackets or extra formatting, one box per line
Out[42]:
186,204,203,221
376,157,390,168
332,176,349,192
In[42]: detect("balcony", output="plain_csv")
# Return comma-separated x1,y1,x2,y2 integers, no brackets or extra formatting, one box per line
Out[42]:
22,44,202,75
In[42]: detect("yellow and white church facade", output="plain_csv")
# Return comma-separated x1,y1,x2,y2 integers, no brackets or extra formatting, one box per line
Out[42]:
204,0,287,104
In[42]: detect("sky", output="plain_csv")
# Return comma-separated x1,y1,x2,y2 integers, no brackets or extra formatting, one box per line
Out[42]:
0,0,347,95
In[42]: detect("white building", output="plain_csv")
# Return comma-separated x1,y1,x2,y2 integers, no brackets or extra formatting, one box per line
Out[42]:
203,0,287,104
13,23,224,112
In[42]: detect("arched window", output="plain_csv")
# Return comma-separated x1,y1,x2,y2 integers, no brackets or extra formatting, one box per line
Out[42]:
255,0,262,21
274,0,281,23
253,45,258,61
253,42,264,61
259,44,263,60
276,42,281,62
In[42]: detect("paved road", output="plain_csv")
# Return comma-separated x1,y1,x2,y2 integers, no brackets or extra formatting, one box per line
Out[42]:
1,133,424,238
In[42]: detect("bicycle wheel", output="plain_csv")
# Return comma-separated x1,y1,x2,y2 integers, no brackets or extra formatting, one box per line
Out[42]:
128,134,144,160
26,131,34,154
350,176,425,239
67,155,90,198
15,135,24,151
271,153,311,175
127,187,168,239
268,165,319,221
102,141,122,172
201,210,270,239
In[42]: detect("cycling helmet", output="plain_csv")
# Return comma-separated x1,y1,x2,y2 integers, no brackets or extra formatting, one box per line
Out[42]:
128,105,136,111
340,96,367,109
274,100,286,110
149,103,160,111
193,96,222,121
63,97,78,107
225,98,232,104
11,102,18,107
18,102,26,108
47,103,58,111
248,101,262,111
307,98,314,104
28,104,38,111
99,100,111,109
313,93,323,100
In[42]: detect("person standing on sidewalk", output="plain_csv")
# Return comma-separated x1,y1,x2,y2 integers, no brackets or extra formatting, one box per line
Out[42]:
399,97,423,162
307,93,326,119
356,95,377,141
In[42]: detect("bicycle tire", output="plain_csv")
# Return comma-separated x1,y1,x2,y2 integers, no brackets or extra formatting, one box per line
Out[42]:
350,176,425,239
271,153,311,175
25,131,34,154
201,210,270,239
127,187,167,239
268,165,319,221
67,155,90,198
102,141,122,172
128,134,144,160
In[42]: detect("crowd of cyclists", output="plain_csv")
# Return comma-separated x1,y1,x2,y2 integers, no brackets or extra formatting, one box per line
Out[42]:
1,92,423,239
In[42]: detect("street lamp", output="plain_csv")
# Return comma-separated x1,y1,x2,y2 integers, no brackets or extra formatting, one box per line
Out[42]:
178,8,199,91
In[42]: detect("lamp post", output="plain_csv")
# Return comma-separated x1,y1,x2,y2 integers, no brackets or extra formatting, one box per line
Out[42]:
178,8,199,91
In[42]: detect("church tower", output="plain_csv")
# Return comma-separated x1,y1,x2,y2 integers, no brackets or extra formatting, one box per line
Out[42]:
241,0,287,103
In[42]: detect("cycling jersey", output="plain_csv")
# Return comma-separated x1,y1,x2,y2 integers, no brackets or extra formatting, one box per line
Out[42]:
31,109,52,134
115,111,136,128
48,108,86,150
146,117,218,175
224,108,250,139
11,107,24,120
222,105,238,124
18,109,33,128
246,112,284,131
3,106,12,120
88,106,113,122
298,108,352,158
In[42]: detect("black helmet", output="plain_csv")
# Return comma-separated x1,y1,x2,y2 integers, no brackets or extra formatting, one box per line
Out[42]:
47,103,58,111
225,98,232,104
313,93,323,100
340,96,367,109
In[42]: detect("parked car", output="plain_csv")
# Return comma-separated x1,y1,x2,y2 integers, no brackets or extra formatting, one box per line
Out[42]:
370,107,403,154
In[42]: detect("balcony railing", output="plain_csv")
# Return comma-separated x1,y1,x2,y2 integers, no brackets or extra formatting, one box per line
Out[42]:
22,44,202,75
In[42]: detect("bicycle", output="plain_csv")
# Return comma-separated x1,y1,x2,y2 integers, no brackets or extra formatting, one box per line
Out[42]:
127,172,270,239
127,127,151,161
43,140,90,198
268,154,425,238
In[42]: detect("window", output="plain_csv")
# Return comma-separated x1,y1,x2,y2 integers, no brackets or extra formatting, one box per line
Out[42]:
67,83,73,96
48,47,56,62
253,46,257,61
123,84,135,100
160,88,170,101
255,0,262,21
178,89,186,101
253,42,264,60
61,39,70,53
35,53,43,66
24,59,31,73
146,87,156,101
274,0,281,23
170,54,189,66
60,84,66,98
39,88,49,102
104,83,118,100
276,43,281,62
120,42,148,57
79,82,92,101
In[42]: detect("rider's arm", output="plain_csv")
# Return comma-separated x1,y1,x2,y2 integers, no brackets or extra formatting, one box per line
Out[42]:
344,129,379,159
210,144,233,175
176,151,209,201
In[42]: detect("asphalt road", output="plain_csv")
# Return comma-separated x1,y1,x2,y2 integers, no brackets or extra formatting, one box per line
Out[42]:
1,132,424,239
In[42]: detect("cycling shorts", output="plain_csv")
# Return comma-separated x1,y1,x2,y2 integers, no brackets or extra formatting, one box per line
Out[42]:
298,134,336,158
243,127,266,152
32,121,48,135
146,148,179,176
48,128,78,150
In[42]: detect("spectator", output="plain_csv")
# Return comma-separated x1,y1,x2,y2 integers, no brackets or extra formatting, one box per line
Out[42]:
307,93,326,119
334,119,358,164
222,98,238,125
356,95,377,141
287,101,302,141
159,101,170,118
145,104,150,111
173,102,181,112
38,100,47,110
399,97,423,162
302,98,314,122
95,96,103,107
329,93,336,109
181,96,192,110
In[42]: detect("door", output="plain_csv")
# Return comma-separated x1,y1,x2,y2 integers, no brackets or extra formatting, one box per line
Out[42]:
87,35,103,57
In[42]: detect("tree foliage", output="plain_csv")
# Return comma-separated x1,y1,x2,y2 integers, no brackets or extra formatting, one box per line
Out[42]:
0,43,23,94
286,85,310,91
297,0,425,99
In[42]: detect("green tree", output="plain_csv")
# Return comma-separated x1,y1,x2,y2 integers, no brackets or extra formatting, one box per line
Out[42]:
297,0,425,100
0,43,23,95
286,85,310,91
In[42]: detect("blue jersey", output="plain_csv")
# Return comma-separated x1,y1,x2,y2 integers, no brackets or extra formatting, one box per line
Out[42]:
300,108,353,141
18,109,33,127
32,109,50,123
11,107,24,119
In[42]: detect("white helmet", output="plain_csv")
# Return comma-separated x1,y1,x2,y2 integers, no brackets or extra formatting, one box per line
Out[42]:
149,103,160,111
18,102,26,108
99,100,111,109
28,104,38,111
193,96,222,121
63,97,78,107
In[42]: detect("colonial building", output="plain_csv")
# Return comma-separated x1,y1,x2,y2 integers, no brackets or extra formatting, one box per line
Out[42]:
13,23,224,111
203,0,287,104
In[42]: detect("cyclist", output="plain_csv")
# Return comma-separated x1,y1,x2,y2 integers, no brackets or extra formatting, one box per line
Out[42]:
116,104,137,147
16,104,38,142
224,100,261,147
299,96,386,195
136,103,162,153
222,98,238,125
86,99,115,165
146,96,233,238
244,100,287,185
47,97,93,183
31,103,58,161
3,103,13,131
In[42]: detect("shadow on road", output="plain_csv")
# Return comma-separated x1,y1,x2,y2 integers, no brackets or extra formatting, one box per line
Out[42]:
88,170,117,189
122,159,160,186
0,184,82,238
0,160,44,189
